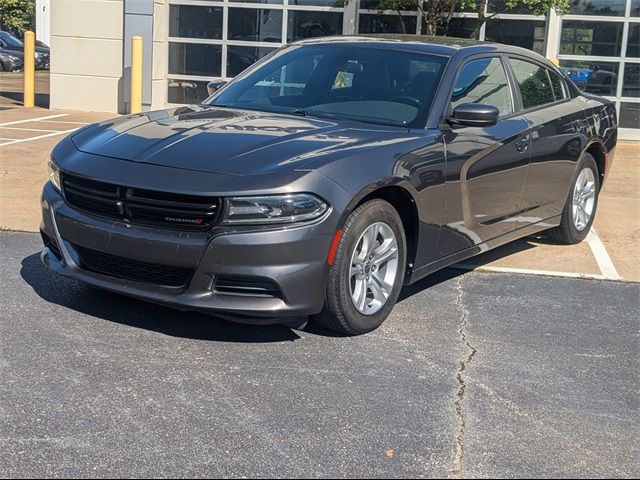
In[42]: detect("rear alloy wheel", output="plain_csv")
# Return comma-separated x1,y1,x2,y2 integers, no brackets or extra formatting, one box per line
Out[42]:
314,199,406,335
547,152,600,245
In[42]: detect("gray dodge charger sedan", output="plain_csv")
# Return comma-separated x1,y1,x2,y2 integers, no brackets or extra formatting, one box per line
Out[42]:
41,35,617,335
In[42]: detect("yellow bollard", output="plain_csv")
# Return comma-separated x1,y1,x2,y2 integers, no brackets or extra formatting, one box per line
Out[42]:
23,31,35,108
550,58,560,67
130,36,143,114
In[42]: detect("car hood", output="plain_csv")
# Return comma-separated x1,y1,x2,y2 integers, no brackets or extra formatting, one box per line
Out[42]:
70,106,406,176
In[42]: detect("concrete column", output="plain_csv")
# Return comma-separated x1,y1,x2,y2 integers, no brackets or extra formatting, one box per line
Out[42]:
50,0,125,113
544,8,561,61
123,0,154,112
343,0,358,35
35,0,50,46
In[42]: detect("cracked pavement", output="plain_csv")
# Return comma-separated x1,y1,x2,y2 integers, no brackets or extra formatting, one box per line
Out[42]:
1,231,639,478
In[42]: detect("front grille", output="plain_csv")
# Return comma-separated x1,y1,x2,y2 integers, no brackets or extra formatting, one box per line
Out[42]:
41,231,62,260
62,173,219,230
213,275,283,298
74,244,193,288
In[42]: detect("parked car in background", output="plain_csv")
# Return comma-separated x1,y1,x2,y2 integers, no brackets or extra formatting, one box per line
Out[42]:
41,36,617,335
0,31,50,70
0,47,23,71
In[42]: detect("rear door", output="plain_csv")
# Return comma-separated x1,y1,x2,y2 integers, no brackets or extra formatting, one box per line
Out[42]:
439,55,531,258
506,57,588,223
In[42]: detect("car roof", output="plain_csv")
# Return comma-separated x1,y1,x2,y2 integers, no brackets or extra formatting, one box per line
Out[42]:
294,34,549,62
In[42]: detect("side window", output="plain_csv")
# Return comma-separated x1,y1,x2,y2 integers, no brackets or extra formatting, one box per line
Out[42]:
451,57,513,117
549,69,568,101
509,58,556,109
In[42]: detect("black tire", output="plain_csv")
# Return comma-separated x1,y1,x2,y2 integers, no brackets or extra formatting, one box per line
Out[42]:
547,153,600,245
313,199,407,335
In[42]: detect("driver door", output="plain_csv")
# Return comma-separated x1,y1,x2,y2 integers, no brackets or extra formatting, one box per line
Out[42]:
439,55,531,258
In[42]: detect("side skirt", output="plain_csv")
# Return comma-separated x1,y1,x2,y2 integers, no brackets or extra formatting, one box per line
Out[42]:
407,215,562,284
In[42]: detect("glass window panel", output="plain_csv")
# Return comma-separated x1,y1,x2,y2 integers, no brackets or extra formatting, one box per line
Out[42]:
168,79,211,104
619,102,640,128
632,0,640,16
358,0,416,10
567,0,626,16
288,0,345,5
230,0,282,3
227,45,276,77
357,14,418,34
560,21,624,57
559,60,619,96
445,18,479,39
485,20,546,55
169,5,223,39
549,70,568,100
510,58,555,109
168,43,222,77
287,11,343,42
623,64,640,97
451,57,513,116
236,53,326,101
228,8,283,43
488,0,534,14
627,24,640,58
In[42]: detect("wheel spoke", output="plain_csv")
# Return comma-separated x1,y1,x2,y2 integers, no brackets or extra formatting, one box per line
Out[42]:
370,272,391,299
578,205,588,226
355,277,368,311
350,264,361,278
365,223,380,257
373,241,398,267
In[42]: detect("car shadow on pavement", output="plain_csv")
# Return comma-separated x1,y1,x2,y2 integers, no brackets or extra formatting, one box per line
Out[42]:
19,236,540,342
19,253,305,343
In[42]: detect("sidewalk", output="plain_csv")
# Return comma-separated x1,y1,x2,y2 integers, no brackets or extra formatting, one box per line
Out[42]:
1,106,638,282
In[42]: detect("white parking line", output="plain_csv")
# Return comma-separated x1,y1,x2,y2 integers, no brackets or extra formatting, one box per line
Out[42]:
586,229,621,280
0,113,69,127
1,127,62,133
451,263,609,281
38,120,89,125
0,127,79,147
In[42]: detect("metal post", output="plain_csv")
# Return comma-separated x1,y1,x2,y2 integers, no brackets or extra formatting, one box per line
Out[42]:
23,31,35,108
130,36,143,114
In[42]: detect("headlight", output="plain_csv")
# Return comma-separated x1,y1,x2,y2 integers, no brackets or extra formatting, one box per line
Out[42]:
0,53,18,62
48,161,62,192
222,194,328,225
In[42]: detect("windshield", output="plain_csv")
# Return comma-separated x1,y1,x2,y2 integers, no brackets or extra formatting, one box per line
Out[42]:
0,32,23,46
208,44,448,128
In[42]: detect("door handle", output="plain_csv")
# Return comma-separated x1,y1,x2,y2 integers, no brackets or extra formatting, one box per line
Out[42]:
516,134,530,153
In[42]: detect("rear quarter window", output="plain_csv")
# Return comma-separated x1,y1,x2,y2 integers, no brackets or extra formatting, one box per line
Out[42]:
509,58,556,109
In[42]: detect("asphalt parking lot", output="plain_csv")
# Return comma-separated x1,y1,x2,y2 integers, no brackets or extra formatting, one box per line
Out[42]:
1,231,639,478
1,86,639,477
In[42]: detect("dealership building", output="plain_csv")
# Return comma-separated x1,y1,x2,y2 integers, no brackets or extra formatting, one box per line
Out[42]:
39,0,639,139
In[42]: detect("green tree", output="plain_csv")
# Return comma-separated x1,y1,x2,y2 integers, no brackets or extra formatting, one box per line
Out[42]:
377,0,569,37
378,0,460,35
0,0,35,36
459,0,570,37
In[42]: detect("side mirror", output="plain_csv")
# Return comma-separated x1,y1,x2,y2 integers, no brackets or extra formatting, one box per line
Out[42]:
207,80,228,95
449,103,499,128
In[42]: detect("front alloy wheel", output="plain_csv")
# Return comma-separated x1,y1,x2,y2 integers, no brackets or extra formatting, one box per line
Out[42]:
314,199,406,335
349,222,399,315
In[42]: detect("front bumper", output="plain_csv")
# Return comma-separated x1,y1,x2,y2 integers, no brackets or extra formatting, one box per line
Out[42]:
40,182,340,323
